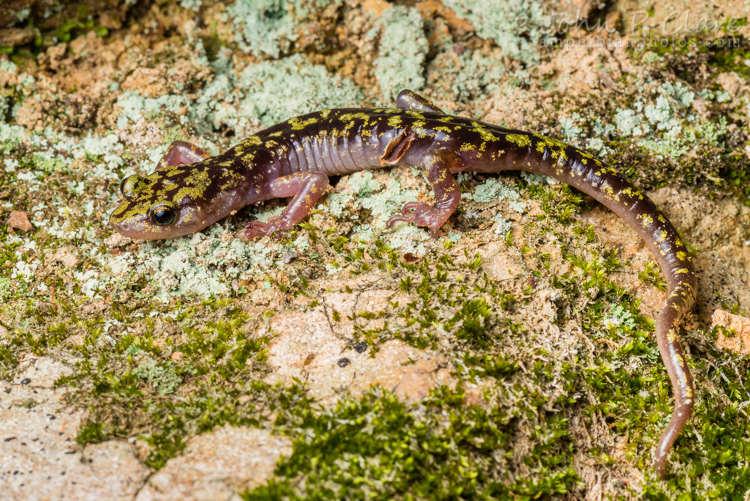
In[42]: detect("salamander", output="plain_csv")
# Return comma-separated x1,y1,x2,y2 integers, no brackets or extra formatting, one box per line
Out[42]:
110,89,696,479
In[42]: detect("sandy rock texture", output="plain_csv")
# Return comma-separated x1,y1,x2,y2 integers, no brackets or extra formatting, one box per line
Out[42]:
2,0,750,499
1,357,150,500
714,309,750,355
135,427,291,501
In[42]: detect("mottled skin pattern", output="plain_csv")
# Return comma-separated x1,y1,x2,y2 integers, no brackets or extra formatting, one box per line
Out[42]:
110,90,696,479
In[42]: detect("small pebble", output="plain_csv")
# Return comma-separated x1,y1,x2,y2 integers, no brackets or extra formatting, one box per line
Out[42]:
8,211,32,232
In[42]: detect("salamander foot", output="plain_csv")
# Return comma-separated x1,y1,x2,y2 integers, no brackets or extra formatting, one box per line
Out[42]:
386,201,447,238
245,217,290,239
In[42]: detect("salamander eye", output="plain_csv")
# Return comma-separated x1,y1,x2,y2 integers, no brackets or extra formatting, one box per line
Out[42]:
120,174,143,196
148,203,177,226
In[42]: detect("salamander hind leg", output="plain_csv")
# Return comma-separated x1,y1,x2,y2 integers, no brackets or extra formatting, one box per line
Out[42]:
245,172,329,239
386,149,463,238
156,140,211,170
396,89,445,114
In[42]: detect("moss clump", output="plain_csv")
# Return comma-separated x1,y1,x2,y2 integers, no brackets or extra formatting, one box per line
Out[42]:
56,301,280,468
243,387,580,500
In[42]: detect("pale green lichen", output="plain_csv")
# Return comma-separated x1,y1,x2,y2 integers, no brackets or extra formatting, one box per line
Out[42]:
604,304,636,331
0,278,11,300
427,48,506,105
561,113,583,145
608,80,724,160
383,224,429,255
372,6,429,102
179,0,202,11
491,213,512,234
116,47,362,137
466,178,527,213
103,223,300,299
615,109,648,137
31,152,68,174
226,0,342,58
2,8,748,498
133,357,181,395
115,91,192,130
236,54,363,127
358,176,419,225
0,95,8,121
0,122,25,153
643,82,693,131
321,170,430,253
442,0,551,65
584,137,610,156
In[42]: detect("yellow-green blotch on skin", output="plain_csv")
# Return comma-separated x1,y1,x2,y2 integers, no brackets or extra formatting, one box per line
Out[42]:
288,117,319,130
339,112,370,122
470,122,499,142
505,134,531,148
535,135,569,163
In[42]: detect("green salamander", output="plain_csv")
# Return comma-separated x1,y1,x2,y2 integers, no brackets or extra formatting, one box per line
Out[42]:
110,90,696,479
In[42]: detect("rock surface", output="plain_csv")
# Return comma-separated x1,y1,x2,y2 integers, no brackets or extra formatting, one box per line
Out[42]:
135,427,291,501
0,357,150,500
714,309,750,355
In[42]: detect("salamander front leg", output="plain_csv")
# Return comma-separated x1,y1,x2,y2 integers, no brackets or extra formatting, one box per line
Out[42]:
386,149,463,238
156,140,210,169
245,172,329,239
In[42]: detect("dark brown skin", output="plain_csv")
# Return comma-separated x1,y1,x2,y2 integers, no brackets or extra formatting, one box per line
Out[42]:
111,90,696,478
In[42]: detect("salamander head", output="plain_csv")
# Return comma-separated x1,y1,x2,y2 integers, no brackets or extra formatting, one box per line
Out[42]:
110,162,242,240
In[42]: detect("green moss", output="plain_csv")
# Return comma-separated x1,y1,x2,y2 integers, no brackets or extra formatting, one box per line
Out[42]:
705,37,750,80
2,8,749,497
1,301,75,370
76,422,106,445
638,261,667,291
55,7,109,43
720,154,750,205
52,300,281,467
244,387,580,500
642,355,750,497
141,383,310,469
115,91,191,130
